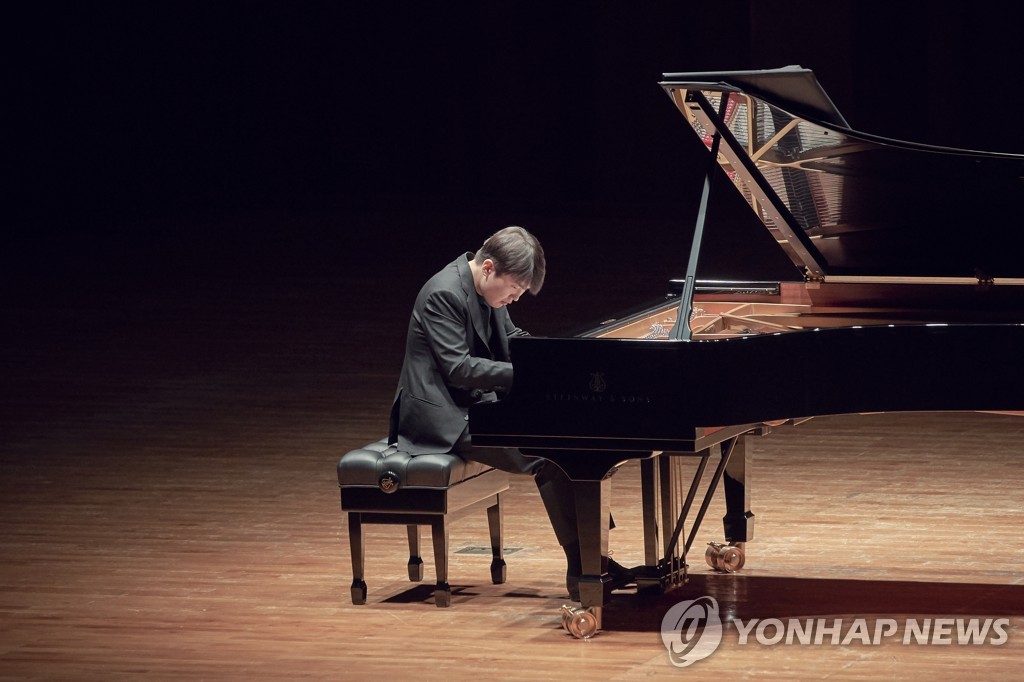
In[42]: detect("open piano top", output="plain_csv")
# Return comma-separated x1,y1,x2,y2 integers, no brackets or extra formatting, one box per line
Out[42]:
470,66,1024,474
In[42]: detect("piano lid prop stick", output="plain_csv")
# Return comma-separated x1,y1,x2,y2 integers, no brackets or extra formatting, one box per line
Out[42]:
673,91,733,341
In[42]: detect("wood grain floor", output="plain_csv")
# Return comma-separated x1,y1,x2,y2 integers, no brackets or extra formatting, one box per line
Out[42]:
3,208,1024,679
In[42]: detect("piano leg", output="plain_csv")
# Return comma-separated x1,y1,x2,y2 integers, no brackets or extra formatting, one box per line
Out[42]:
722,435,755,544
640,457,660,575
571,476,611,624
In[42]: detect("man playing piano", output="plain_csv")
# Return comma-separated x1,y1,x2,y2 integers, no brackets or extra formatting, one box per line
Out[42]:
388,226,631,600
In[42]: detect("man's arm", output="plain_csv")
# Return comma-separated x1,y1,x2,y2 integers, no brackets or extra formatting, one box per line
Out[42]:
420,289,514,389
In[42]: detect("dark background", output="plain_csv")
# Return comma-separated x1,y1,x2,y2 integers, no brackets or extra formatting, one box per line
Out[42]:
4,5,1024,670
7,1,1024,331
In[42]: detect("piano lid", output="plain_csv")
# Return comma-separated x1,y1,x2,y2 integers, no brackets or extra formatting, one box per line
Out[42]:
659,66,1024,281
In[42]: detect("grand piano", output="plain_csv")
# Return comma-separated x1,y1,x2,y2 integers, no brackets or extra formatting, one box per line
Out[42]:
470,66,1024,637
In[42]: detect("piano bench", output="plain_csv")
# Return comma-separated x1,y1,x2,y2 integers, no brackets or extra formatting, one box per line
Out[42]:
337,440,510,607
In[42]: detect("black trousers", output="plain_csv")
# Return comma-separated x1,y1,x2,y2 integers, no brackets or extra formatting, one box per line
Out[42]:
454,429,579,547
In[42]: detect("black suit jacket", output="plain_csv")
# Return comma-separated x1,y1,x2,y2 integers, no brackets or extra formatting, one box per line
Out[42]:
390,252,527,455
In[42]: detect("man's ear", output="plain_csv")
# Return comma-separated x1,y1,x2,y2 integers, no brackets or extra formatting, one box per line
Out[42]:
482,258,495,276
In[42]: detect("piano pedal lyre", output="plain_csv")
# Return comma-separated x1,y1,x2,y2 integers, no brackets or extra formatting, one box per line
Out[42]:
705,541,746,573
560,604,601,640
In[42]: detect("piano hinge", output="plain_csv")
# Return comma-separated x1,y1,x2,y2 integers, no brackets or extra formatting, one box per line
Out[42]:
975,269,995,287
803,268,825,284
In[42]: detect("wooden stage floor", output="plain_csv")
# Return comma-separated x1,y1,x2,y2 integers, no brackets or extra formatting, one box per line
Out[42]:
3,209,1024,679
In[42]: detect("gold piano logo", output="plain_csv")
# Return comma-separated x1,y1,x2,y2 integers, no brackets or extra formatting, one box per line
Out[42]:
378,471,399,494
544,371,652,404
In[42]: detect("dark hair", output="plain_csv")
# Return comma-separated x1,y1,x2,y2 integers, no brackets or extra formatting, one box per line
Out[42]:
474,226,546,294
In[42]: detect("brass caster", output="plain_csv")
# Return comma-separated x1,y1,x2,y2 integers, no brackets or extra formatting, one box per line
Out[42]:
705,541,745,573
560,604,601,640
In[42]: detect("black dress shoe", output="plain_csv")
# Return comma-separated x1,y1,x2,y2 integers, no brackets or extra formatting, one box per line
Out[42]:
605,557,636,589
602,557,634,585
566,558,636,601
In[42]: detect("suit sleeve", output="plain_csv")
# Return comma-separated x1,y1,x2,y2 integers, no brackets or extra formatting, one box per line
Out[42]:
420,288,514,389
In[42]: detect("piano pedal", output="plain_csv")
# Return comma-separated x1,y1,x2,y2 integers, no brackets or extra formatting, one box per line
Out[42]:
705,541,745,573
560,604,601,640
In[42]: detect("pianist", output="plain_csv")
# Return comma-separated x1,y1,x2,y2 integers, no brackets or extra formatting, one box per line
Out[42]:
388,226,629,599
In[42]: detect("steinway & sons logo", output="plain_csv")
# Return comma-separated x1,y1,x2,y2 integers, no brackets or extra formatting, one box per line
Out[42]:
544,371,652,405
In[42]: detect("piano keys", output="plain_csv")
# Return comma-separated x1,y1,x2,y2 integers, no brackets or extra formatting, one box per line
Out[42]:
470,66,1024,636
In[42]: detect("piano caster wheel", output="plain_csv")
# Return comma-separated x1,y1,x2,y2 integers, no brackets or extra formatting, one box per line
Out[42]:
351,579,368,605
434,582,452,608
408,556,424,582
706,541,745,573
490,558,507,584
560,605,600,640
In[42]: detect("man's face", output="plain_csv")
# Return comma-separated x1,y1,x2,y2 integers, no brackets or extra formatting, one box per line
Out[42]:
480,261,529,308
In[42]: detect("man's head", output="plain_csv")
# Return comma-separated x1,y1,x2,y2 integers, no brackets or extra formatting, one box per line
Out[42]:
472,226,546,308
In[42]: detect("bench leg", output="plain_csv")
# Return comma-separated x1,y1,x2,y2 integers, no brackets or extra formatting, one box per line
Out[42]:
348,512,367,605
430,517,451,607
487,493,506,584
407,524,424,581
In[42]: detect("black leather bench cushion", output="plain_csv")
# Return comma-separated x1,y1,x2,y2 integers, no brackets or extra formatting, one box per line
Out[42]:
337,440,489,489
